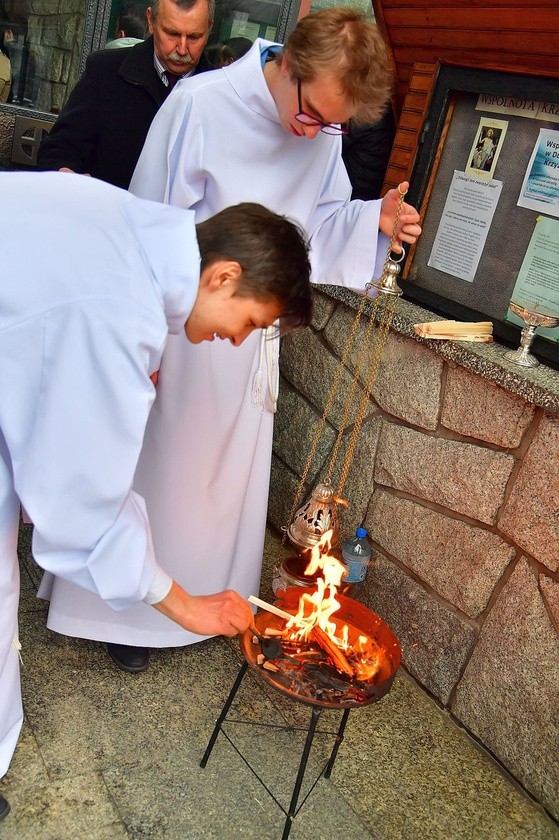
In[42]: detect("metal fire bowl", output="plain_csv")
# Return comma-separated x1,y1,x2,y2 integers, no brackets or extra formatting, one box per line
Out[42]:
241,587,402,709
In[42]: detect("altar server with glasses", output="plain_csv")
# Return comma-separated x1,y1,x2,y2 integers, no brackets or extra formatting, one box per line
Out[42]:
39,8,422,671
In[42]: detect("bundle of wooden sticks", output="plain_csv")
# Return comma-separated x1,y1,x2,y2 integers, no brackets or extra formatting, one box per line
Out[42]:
254,624,355,677
413,320,493,342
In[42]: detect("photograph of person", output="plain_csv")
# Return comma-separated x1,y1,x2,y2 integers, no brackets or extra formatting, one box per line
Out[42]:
472,126,499,171
466,117,508,179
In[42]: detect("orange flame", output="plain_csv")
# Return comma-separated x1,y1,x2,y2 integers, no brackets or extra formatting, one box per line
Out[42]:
286,530,347,644
352,634,382,681
284,530,382,682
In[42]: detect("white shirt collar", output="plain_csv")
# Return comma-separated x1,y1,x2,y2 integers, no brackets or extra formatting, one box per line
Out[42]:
153,50,194,86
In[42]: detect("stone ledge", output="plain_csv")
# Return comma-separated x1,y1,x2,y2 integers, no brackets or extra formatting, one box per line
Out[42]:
317,285,559,414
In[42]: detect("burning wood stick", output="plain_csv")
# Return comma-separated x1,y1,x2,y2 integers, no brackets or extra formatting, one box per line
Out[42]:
310,626,354,678
289,651,323,660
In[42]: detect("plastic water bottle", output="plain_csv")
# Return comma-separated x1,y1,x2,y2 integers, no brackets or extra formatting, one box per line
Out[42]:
341,527,371,584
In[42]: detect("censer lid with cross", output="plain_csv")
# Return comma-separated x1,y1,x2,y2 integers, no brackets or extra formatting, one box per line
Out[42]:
283,188,407,555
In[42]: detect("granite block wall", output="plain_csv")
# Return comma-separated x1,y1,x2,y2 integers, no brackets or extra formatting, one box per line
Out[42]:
24,4,85,113
269,289,559,822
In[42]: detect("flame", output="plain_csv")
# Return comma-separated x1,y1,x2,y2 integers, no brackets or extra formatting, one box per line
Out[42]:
284,530,382,682
286,530,347,644
352,634,382,681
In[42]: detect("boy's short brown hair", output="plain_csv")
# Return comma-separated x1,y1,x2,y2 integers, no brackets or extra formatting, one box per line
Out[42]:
196,203,313,330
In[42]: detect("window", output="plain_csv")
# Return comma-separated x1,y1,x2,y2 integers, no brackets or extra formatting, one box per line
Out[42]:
0,2,96,114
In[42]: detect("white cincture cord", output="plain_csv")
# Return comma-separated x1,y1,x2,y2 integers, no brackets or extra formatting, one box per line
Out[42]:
251,326,279,413
11,635,22,665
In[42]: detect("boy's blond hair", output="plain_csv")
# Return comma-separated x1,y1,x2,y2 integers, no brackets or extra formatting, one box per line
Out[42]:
280,7,393,124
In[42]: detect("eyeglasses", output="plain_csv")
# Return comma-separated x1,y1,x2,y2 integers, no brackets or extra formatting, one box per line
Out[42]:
295,79,348,136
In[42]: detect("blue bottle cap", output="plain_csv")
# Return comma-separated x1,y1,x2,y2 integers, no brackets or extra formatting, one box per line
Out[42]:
356,527,367,539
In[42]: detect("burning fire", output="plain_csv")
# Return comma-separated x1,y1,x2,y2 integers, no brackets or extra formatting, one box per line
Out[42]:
286,530,345,640
284,530,382,682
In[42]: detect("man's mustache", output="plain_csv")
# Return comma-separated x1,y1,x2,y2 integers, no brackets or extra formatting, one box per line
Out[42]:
167,52,194,65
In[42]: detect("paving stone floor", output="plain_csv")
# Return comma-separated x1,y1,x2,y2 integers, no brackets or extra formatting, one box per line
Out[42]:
1,525,558,840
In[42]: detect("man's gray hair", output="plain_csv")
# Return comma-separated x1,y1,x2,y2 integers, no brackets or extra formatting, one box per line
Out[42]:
150,0,215,23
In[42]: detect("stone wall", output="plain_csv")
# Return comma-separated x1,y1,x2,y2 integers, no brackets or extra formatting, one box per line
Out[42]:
25,2,86,113
269,288,559,822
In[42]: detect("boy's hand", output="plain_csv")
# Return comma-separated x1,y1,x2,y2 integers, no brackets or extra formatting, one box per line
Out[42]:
152,581,253,637
379,181,422,252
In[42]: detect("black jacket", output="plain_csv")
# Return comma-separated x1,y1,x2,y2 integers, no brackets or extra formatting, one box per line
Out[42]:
37,37,212,189
341,109,397,202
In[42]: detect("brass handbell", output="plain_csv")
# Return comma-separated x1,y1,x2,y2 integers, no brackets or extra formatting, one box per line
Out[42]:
286,482,341,552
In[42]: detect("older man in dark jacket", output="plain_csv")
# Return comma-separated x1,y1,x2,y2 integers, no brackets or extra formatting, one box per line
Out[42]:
37,0,214,189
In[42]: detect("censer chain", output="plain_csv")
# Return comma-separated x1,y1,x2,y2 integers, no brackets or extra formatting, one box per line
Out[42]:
335,294,397,498
323,294,382,486
281,280,373,543
282,186,407,542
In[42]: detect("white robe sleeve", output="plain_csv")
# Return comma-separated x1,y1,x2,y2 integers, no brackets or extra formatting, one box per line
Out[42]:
306,146,389,290
8,300,165,611
130,93,205,208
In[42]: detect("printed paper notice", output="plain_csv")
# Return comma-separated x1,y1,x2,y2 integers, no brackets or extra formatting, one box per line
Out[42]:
506,215,559,341
428,171,502,282
517,128,559,217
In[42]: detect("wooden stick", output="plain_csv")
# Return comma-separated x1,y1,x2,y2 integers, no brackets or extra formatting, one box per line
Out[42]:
415,320,492,335
415,333,494,342
248,595,293,622
310,626,354,678
452,335,493,343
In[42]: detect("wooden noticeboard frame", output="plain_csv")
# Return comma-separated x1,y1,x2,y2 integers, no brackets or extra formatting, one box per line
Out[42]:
400,61,559,368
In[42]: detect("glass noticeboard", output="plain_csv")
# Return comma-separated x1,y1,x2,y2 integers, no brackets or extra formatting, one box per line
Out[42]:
402,62,559,368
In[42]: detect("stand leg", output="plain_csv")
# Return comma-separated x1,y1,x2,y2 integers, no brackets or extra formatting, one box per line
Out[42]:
324,708,350,779
281,706,321,840
200,660,248,768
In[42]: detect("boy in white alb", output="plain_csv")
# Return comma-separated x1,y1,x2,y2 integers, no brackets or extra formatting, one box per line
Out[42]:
0,171,313,817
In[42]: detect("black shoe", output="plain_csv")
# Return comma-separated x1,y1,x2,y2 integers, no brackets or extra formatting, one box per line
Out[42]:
0,794,10,821
107,643,150,673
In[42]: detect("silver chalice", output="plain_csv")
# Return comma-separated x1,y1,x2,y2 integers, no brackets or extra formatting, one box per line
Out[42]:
503,300,559,368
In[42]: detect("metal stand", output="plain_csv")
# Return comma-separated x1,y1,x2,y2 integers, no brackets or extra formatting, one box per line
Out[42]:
200,661,351,840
